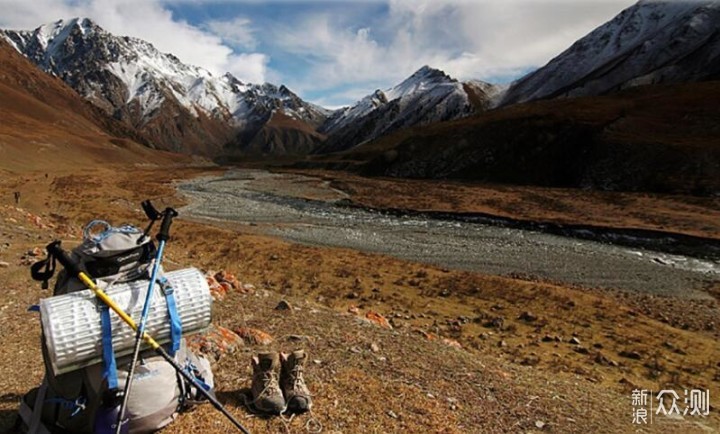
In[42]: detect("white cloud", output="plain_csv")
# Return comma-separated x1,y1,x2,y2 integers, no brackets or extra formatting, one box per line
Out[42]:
204,16,256,49
0,0,268,83
273,0,635,102
0,0,639,106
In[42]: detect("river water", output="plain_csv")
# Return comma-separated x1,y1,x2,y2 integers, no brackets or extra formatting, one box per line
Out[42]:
178,169,720,300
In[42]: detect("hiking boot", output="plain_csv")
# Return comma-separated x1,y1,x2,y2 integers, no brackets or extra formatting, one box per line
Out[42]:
251,352,285,414
280,350,312,413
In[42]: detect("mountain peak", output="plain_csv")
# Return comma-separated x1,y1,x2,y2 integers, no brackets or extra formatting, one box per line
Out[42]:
411,65,447,79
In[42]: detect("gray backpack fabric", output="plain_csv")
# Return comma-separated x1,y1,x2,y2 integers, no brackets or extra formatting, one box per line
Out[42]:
20,221,215,433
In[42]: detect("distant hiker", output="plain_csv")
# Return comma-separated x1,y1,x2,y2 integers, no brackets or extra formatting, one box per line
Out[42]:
13,191,20,205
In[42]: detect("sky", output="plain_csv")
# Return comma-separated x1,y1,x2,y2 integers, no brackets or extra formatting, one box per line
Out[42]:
0,0,636,108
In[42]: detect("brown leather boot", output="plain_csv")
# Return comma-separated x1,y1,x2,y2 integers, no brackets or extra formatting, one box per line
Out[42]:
280,350,312,413
250,352,285,414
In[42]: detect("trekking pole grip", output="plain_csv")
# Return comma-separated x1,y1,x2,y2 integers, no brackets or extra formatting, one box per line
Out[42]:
157,208,178,242
46,241,83,277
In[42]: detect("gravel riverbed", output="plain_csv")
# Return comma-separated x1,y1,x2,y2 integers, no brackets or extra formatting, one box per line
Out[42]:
178,169,720,299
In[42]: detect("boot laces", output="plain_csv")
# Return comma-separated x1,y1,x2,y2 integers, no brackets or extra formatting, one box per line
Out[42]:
257,370,280,400
289,364,306,390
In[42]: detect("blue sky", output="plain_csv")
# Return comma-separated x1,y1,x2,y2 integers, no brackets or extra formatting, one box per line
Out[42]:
0,0,635,108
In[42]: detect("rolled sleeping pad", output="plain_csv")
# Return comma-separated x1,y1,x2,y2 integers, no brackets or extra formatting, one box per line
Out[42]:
40,267,212,375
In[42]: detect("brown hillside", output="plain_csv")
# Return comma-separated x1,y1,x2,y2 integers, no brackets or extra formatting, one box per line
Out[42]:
0,39,184,172
318,82,720,195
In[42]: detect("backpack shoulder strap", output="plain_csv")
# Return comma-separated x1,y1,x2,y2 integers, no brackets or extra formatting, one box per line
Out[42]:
23,377,50,434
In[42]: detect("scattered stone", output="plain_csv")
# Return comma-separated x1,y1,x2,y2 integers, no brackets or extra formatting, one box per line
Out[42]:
483,317,505,329
518,311,537,322
275,300,293,310
439,289,451,297
535,420,546,429
349,346,362,354
0,261,9,268
541,335,555,342
242,283,256,293
498,340,507,348
186,325,243,361
348,305,360,315
234,327,274,346
574,346,590,355
414,329,437,341
269,254,279,261
313,359,322,365
214,270,239,290
387,410,398,419
365,311,392,329
287,335,309,342
569,337,581,345
619,350,642,360
370,342,380,353
346,292,360,299
442,338,462,349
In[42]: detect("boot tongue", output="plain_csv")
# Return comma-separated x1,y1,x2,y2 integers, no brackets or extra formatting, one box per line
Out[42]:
291,350,306,364
258,353,278,370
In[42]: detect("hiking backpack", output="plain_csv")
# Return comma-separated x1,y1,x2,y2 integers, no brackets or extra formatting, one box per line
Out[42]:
22,221,214,434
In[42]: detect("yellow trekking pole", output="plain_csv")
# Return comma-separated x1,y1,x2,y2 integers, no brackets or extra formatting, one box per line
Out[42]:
43,241,250,434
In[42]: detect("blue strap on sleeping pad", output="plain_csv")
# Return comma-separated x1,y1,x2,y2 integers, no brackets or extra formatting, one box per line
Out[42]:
159,276,182,356
100,304,119,390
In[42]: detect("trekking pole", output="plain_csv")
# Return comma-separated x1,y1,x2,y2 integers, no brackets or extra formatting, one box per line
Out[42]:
115,201,176,434
44,241,251,434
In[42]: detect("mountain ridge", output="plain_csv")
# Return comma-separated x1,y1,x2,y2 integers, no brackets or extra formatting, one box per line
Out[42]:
1,18,329,156
501,0,720,105
316,65,500,154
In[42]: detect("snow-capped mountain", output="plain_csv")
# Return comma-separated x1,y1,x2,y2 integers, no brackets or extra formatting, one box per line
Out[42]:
502,0,720,105
316,66,500,153
1,18,329,155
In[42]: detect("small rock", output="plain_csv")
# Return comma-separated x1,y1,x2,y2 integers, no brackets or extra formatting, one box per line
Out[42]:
498,340,507,348
535,420,546,429
0,261,9,268
518,311,537,322
569,337,581,345
370,342,380,353
574,346,590,355
348,305,360,315
234,327,274,346
541,335,554,342
619,350,642,360
269,254,279,261
349,346,362,354
365,311,392,329
313,359,322,365
346,292,360,299
387,410,398,419
275,300,293,310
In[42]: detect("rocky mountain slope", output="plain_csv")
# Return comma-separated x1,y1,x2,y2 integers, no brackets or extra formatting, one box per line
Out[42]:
0,38,180,172
502,0,720,105
1,18,329,156
311,81,720,195
316,66,500,153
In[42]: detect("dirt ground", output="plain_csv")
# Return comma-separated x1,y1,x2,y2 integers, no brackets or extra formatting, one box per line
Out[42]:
0,166,718,433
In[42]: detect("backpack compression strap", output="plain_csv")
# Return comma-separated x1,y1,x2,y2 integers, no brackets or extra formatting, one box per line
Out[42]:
100,304,119,391
158,276,182,356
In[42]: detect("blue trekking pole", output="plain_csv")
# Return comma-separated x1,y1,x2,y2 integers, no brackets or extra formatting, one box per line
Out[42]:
115,201,177,433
